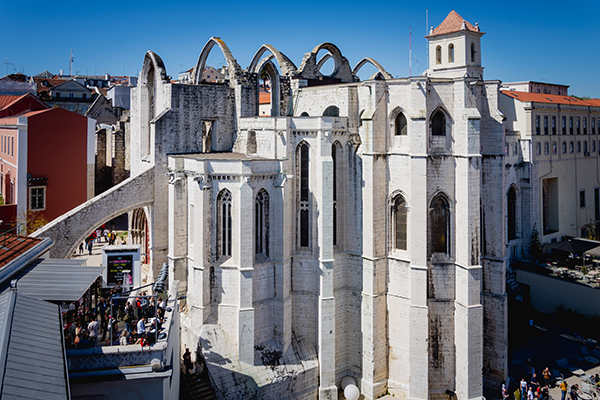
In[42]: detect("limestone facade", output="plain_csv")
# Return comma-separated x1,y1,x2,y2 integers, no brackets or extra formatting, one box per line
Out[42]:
125,11,507,400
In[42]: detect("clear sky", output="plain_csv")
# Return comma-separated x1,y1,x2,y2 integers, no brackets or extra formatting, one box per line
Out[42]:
2,0,600,97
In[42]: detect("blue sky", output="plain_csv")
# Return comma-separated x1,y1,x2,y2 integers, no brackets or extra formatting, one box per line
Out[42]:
2,0,600,97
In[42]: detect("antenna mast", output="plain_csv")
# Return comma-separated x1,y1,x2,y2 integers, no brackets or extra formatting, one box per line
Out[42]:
426,8,429,67
409,26,412,77
69,49,74,76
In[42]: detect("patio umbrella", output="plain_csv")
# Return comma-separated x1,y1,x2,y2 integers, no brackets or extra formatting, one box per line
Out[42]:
544,239,600,255
584,246,600,257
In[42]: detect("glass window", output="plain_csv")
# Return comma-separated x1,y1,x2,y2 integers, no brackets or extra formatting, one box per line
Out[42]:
508,186,518,240
580,190,586,208
570,142,574,153
395,112,407,136
544,142,549,155
536,142,541,155
431,110,446,136
584,117,588,135
552,116,556,135
393,195,407,250
217,190,232,257
536,116,541,135
570,117,574,135
298,142,310,247
562,116,567,135
562,142,567,153
448,44,454,63
29,187,45,210
544,116,548,135
577,141,581,153
552,142,557,154
431,196,450,254
255,190,269,257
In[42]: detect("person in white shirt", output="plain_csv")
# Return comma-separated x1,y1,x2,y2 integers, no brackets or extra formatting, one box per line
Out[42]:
137,317,146,336
88,317,99,345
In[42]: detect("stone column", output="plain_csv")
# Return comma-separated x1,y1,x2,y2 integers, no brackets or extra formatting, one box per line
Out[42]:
408,101,429,400
167,158,188,293
317,126,337,400
190,172,212,329
454,114,483,400
238,173,254,364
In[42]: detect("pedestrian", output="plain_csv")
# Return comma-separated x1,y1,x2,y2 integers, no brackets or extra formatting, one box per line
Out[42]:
137,316,146,336
530,374,540,392
502,380,509,400
526,359,536,380
79,242,84,255
521,378,528,400
569,385,578,400
183,348,193,375
560,380,568,400
119,329,129,346
87,314,99,346
542,367,552,387
528,387,534,400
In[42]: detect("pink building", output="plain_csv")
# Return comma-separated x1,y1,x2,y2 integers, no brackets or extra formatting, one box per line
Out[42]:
0,94,94,232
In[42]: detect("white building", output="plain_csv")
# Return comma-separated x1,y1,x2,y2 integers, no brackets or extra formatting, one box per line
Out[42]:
500,88,600,262
32,10,508,400
126,10,507,400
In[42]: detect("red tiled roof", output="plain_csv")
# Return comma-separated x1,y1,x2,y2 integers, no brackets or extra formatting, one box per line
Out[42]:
501,90,600,106
0,235,43,269
429,10,481,36
259,92,271,104
0,95,26,111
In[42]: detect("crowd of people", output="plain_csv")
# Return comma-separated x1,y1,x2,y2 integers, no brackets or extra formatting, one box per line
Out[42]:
77,226,124,256
63,291,167,349
504,359,600,400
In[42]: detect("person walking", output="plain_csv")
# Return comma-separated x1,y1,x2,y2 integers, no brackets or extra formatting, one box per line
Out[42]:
542,367,552,387
521,378,528,400
502,380,509,400
79,242,84,255
183,348,194,375
560,380,568,400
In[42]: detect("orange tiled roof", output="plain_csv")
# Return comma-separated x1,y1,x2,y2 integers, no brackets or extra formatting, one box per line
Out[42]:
259,92,271,104
501,90,600,106
0,235,43,269
429,10,480,36
0,94,26,111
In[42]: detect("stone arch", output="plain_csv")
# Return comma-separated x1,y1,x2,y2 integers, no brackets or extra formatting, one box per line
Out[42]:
316,52,332,72
311,42,344,77
129,207,150,263
31,168,155,259
256,60,280,117
300,112,309,117
193,37,238,84
352,57,393,80
140,51,168,159
248,44,297,76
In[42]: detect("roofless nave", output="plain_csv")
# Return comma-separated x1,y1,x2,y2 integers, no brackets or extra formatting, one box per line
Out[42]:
36,10,507,400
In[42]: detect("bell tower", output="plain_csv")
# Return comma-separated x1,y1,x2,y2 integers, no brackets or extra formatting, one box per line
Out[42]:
426,10,484,79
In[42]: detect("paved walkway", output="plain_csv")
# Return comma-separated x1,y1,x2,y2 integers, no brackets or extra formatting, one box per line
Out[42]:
70,234,126,267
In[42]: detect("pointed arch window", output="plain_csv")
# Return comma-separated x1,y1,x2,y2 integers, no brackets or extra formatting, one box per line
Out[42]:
436,46,442,64
332,142,341,246
255,190,269,257
395,112,407,136
431,109,446,136
448,44,454,63
431,195,450,254
392,194,407,250
471,43,477,63
323,106,339,117
507,186,518,240
217,189,232,257
297,142,310,247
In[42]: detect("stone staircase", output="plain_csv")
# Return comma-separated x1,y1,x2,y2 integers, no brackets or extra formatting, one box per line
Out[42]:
182,362,217,400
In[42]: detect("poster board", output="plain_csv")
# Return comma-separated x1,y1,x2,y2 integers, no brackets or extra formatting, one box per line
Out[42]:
101,244,141,288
